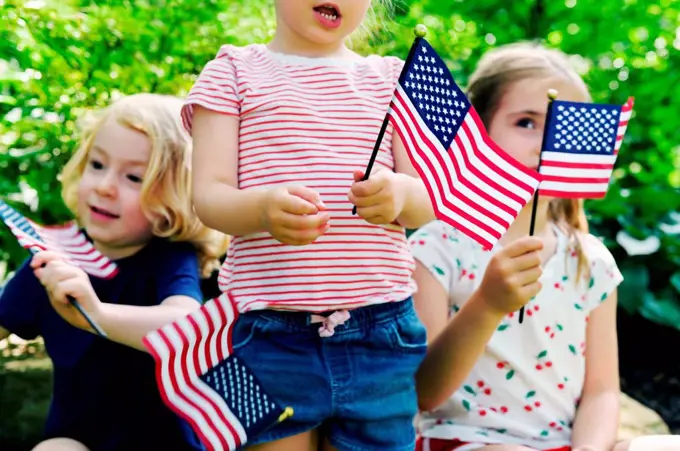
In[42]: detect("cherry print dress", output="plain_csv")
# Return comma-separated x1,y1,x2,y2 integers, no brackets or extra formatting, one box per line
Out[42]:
409,220,623,449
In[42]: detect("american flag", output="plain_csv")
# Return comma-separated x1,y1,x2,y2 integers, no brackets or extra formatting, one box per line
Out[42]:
0,200,117,279
387,38,542,250
143,293,290,451
538,97,634,198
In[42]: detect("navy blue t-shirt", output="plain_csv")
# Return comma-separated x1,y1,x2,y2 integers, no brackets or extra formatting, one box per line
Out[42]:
0,238,206,451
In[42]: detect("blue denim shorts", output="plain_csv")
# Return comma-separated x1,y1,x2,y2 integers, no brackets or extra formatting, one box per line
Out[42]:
232,298,427,451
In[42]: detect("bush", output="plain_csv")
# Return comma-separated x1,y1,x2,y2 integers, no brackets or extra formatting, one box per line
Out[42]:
2,0,678,328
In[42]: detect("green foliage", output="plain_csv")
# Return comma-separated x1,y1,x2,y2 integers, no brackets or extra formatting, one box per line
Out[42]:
1,0,679,328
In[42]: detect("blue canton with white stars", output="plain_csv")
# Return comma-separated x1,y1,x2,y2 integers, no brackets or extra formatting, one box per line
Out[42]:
399,38,470,150
201,355,283,433
544,100,621,155
0,201,42,241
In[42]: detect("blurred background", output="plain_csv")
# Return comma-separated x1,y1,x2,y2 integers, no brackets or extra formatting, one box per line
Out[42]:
0,0,678,449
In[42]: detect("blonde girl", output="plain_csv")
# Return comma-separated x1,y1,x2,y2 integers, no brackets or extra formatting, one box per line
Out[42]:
0,93,228,451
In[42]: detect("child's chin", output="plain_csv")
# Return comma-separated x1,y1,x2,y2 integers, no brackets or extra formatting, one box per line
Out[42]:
84,225,117,243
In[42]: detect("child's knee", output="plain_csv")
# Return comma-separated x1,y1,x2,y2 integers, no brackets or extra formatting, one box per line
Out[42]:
32,438,90,451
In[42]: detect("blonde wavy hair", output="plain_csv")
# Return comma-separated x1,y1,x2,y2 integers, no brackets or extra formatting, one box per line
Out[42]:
467,43,592,281
60,93,228,278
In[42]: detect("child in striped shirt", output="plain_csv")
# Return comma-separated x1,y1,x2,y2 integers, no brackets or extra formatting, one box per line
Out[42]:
180,1,465,450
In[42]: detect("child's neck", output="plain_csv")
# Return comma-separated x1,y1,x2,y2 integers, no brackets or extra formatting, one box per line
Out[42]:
499,199,554,247
268,29,349,59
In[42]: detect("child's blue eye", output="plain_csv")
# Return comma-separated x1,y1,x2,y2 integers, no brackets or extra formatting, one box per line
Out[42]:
127,174,143,183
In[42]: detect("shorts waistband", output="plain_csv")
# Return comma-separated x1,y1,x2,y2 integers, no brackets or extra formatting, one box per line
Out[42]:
244,297,414,327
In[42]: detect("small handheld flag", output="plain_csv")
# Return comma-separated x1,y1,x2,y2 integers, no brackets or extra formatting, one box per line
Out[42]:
0,200,116,337
358,25,542,250
143,293,293,451
538,97,634,198
519,94,634,323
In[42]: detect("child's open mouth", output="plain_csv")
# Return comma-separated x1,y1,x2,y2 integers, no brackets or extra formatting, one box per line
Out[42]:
313,3,342,29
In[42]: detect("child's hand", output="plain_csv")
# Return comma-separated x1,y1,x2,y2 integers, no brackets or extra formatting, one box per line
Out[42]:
349,169,406,224
476,236,544,315
31,251,101,332
261,185,330,246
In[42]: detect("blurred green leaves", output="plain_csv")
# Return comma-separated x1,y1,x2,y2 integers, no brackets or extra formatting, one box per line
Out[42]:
0,0,678,327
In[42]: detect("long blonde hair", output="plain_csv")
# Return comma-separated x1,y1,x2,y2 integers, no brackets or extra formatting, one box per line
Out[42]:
60,93,228,277
467,42,591,280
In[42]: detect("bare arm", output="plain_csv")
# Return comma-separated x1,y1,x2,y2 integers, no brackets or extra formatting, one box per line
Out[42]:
413,260,505,411
191,107,328,245
412,261,449,345
95,296,200,352
571,291,620,451
392,133,436,229
413,237,544,412
191,107,268,236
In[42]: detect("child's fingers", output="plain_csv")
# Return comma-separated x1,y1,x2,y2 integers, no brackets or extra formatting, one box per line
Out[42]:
33,260,68,283
33,266,46,282
504,237,543,258
519,280,543,301
30,251,66,269
508,250,542,272
285,185,325,212
49,284,70,305
514,266,543,286
278,223,330,246
354,204,393,225
278,211,329,231
350,178,384,198
49,279,81,305
278,193,318,216
348,190,384,209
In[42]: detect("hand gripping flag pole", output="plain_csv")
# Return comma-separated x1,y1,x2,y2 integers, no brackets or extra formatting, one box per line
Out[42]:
0,200,115,337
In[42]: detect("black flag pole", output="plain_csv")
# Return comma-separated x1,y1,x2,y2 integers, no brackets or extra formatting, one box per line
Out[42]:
352,24,428,215
518,88,558,324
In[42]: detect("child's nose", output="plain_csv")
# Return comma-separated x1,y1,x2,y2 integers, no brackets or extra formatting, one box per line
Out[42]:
95,173,117,196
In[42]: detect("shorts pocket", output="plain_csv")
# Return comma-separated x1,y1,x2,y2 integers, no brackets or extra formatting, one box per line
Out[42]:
387,306,428,353
231,314,260,350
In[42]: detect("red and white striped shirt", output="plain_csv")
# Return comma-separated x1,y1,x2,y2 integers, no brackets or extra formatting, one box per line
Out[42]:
182,44,415,313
